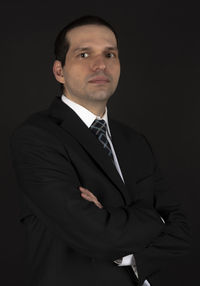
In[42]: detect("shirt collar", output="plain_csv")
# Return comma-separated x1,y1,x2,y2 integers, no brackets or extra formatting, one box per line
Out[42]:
61,94,111,137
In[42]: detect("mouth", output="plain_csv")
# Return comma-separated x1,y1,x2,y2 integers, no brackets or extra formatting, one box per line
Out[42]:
89,80,109,84
88,76,110,84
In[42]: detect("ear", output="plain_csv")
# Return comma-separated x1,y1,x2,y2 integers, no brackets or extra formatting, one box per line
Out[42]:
52,60,65,84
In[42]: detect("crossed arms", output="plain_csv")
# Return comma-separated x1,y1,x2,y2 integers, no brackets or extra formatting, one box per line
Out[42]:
10,124,190,284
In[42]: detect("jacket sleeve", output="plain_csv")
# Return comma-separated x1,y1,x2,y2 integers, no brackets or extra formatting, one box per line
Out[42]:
133,135,191,286
10,124,165,261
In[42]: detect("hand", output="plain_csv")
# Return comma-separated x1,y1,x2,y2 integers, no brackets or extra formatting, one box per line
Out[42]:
79,186,103,209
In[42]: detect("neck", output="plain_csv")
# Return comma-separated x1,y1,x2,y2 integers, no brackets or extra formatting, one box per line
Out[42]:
64,94,106,117
82,103,106,117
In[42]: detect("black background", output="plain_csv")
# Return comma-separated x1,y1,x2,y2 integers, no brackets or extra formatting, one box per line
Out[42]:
1,1,199,285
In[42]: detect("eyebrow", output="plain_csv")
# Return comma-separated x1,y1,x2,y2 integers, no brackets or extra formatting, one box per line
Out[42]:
72,46,118,53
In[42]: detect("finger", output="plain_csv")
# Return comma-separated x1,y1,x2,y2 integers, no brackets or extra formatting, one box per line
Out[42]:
81,192,97,202
81,194,98,205
79,187,103,208
81,192,93,201
81,193,103,208
79,186,89,192
80,191,95,200
79,189,97,200
80,189,92,195
79,187,96,198
96,202,103,209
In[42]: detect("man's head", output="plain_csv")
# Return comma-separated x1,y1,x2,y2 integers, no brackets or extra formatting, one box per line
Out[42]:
53,15,120,115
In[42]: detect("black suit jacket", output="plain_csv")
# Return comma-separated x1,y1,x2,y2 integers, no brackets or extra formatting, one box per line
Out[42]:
10,96,190,286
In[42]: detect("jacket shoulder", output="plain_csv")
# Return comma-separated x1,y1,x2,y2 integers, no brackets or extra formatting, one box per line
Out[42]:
110,118,155,158
110,118,146,140
10,109,61,146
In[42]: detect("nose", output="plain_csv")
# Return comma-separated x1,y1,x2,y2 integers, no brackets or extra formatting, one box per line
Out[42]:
91,55,106,71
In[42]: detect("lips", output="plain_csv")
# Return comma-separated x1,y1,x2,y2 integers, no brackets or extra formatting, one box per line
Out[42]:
88,76,110,83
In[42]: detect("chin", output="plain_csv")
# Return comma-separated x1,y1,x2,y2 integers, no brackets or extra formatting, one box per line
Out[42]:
89,90,113,101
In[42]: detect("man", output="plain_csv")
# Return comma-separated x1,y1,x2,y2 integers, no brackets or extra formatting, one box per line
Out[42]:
10,15,190,286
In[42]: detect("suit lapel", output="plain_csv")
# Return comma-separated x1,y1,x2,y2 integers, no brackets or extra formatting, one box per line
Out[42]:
109,118,137,201
48,96,131,205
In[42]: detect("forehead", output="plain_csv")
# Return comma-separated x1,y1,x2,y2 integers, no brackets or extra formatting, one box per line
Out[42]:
66,24,117,50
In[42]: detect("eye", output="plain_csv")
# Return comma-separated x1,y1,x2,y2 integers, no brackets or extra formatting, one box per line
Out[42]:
79,52,89,58
106,52,116,58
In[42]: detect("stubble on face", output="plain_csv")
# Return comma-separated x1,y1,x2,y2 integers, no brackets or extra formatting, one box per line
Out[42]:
64,69,115,104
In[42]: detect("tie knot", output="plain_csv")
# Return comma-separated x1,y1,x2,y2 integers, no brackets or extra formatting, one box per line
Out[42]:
90,119,107,136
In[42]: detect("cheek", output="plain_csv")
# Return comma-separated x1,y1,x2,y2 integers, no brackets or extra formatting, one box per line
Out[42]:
108,62,120,77
66,66,86,85
112,66,120,82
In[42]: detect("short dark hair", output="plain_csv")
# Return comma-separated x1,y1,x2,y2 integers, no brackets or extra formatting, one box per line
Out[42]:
54,15,119,67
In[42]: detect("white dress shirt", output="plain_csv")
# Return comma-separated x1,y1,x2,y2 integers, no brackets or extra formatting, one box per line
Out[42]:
61,94,151,286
